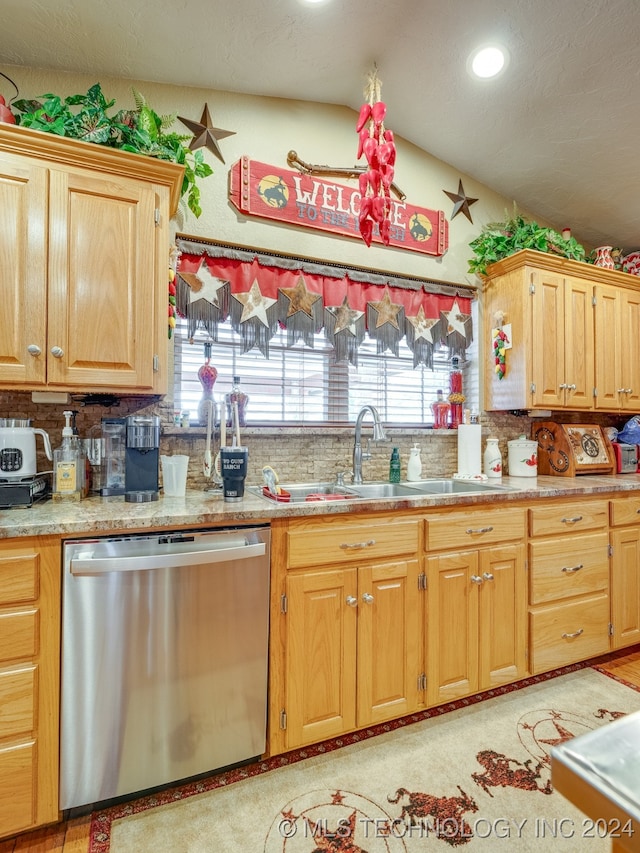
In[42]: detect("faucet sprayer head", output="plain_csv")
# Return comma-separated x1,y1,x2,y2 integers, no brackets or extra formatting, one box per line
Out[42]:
372,422,387,442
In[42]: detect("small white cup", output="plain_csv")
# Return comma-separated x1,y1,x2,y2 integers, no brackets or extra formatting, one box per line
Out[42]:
161,454,189,496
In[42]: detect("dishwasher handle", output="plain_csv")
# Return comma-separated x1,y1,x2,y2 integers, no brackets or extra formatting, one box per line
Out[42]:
70,541,266,574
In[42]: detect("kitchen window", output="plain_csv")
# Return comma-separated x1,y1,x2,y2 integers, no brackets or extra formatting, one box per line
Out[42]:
173,306,478,427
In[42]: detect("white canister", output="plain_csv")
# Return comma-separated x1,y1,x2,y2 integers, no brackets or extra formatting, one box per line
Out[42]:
483,437,502,478
507,435,538,477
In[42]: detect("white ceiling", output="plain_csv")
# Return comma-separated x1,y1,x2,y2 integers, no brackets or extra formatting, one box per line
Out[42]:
3,0,640,251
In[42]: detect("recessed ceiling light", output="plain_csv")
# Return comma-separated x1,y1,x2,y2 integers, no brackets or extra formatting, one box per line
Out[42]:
468,45,509,79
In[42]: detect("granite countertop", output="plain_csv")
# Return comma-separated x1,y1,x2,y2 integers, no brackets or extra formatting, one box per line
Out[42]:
4,474,640,539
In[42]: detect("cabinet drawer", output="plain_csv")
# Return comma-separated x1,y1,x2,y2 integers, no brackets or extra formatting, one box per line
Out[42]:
529,500,608,538
530,594,610,673
287,519,419,569
610,496,640,527
0,610,38,664
0,553,38,605
425,507,525,552
0,739,35,834
0,666,36,739
529,532,610,605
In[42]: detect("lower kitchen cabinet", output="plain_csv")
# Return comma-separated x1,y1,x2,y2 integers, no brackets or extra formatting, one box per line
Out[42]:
610,496,640,649
0,536,60,839
426,544,527,705
528,500,611,673
269,513,422,754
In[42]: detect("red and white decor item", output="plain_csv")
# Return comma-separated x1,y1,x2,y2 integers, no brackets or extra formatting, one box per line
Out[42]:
355,66,396,248
175,239,472,367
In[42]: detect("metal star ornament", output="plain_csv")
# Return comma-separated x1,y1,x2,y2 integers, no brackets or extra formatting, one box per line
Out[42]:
443,179,478,223
178,104,236,164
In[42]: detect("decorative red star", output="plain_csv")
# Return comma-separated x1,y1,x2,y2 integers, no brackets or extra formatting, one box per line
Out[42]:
443,179,478,223
178,104,235,164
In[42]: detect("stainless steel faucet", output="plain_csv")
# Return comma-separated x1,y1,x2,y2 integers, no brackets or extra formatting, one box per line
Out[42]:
352,405,387,484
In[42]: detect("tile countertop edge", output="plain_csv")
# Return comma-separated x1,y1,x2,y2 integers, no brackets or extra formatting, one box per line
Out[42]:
4,474,640,538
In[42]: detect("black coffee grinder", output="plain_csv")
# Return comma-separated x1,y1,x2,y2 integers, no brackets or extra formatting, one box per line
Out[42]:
124,415,160,502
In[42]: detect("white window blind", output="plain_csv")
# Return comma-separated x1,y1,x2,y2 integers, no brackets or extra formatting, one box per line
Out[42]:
173,313,477,426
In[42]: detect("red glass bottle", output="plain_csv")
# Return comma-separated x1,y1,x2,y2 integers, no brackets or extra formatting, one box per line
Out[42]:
448,356,465,429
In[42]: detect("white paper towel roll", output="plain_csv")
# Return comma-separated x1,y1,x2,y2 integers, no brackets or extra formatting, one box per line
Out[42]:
457,424,482,475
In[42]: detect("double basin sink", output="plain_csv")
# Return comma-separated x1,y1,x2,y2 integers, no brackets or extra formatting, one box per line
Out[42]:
251,478,514,504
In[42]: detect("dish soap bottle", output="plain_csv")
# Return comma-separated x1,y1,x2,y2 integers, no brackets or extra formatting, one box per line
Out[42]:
53,410,82,501
407,444,422,481
389,447,401,483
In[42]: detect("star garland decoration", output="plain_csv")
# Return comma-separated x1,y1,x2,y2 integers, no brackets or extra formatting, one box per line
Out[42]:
366,287,404,355
230,279,279,357
404,305,444,368
176,257,230,342
440,298,473,358
324,296,366,366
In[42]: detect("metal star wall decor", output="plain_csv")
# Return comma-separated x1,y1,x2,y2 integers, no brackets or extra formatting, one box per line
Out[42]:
178,104,236,164
443,179,478,223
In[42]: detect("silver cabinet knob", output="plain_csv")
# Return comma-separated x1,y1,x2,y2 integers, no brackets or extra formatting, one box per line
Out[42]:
362,592,374,604
470,575,483,584
345,595,357,607
27,344,42,356
482,572,494,581
50,346,64,358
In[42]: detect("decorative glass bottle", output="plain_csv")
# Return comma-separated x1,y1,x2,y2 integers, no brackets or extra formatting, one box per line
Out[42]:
197,343,218,426
225,375,249,428
431,389,450,429
448,356,465,429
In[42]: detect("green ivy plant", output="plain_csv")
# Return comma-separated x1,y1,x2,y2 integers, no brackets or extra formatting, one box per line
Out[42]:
12,84,212,217
468,212,587,278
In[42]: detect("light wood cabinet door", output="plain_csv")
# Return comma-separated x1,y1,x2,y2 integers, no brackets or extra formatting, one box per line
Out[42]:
426,551,479,705
0,154,48,385
47,168,157,389
610,527,640,649
284,568,358,749
594,284,640,411
478,545,527,689
0,536,61,840
531,269,593,410
530,269,566,409
357,559,420,727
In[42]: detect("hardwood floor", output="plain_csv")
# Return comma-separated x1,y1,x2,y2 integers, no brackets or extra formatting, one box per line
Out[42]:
3,646,639,853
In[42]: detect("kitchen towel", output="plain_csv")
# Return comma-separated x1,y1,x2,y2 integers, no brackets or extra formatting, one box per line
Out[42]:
457,423,482,475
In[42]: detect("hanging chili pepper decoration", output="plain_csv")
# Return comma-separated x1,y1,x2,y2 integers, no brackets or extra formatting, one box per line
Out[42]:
355,65,396,247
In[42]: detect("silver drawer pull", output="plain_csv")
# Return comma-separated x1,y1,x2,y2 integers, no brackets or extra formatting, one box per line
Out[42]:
345,595,357,607
561,628,584,639
466,526,494,535
561,564,583,573
340,539,376,550
561,516,583,524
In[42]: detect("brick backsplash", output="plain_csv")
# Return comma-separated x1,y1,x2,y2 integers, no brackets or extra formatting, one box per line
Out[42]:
1,391,627,492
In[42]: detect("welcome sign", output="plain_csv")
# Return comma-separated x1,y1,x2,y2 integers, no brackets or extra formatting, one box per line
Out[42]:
229,157,448,257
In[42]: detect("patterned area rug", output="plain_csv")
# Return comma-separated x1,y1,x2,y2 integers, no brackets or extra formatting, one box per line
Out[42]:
90,664,640,852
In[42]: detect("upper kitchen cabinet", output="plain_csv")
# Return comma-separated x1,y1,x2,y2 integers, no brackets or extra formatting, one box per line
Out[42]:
483,250,640,414
0,124,183,394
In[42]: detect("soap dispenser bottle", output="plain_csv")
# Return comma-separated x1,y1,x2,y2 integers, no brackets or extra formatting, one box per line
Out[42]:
389,447,401,483
53,410,82,501
407,444,422,481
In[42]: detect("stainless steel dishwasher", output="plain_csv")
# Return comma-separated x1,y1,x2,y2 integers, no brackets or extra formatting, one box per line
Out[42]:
60,525,270,810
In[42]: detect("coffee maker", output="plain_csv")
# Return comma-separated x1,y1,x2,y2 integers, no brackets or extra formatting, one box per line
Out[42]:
100,415,160,500
124,415,160,502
